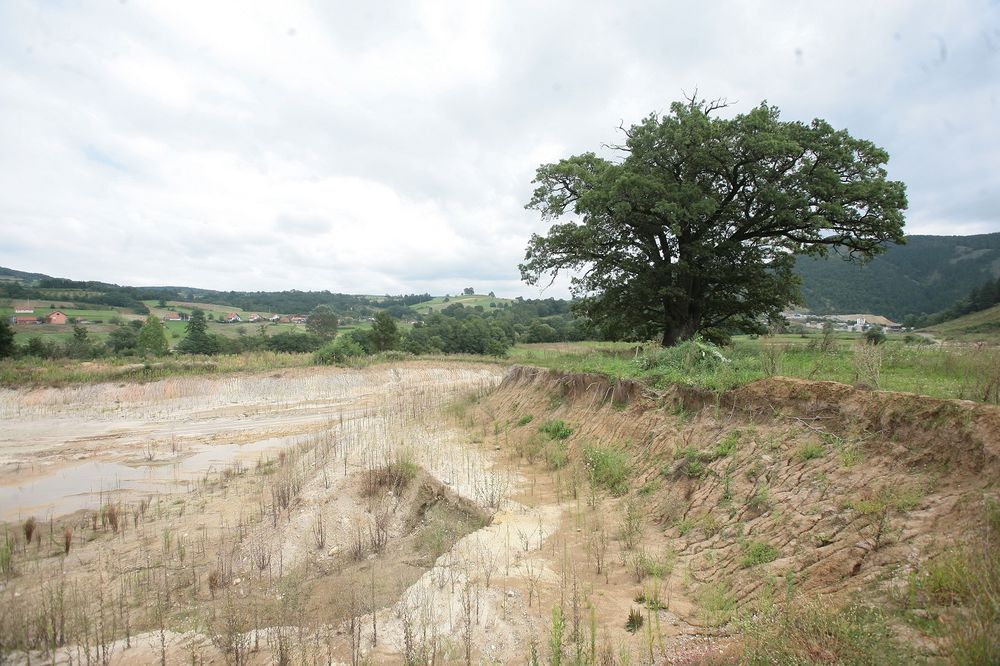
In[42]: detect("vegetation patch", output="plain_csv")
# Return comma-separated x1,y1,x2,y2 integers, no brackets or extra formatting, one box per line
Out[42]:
538,419,572,440
740,540,780,568
739,601,913,665
583,444,629,496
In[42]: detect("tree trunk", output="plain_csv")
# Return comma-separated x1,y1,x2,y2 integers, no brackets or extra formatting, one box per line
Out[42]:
660,317,700,346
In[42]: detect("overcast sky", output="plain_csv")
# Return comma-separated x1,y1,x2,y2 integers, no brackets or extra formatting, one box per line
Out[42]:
1,1,998,297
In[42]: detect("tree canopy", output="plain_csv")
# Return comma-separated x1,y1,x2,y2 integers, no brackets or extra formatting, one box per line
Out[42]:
306,304,338,340
136,315,169,356
521,98,907,345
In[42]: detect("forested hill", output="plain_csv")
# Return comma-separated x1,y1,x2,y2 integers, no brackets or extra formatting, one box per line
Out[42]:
795,232,1000,321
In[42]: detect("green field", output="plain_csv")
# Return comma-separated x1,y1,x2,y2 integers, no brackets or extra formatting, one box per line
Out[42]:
508,333,999,403
922,304,1000,342
415,293,511,314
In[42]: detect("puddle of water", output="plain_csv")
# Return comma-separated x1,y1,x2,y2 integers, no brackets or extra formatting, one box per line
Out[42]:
0,435,302,521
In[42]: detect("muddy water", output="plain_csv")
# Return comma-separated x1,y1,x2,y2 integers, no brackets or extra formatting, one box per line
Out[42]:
0,434,304,520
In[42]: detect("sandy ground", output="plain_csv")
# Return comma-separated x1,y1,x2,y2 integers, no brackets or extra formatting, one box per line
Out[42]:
4,361,696,665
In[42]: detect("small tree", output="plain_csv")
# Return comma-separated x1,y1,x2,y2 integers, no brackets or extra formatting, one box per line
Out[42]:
864,326,886,345
370,312,400,352
306,304,339,341
0,320,15,359
177,309,220,355
137,315,169,356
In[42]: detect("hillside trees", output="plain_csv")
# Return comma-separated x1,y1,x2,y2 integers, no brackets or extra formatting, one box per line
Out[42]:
522,97,908,345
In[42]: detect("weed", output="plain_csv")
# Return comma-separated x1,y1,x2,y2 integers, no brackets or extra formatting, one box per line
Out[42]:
796,441,824,462
539,419,573,440
739,601,912,665
517,414,534,427
638,480,660,496
747,486,770,513
741,540,779,568
715,430,741,457
697,581,736,627
624,608,644,633
544,440,569,470
584,444,629,496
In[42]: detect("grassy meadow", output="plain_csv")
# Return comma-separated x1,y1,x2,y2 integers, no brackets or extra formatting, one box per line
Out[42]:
413,293,511,314
510,333,1000,403
922,303,1000,342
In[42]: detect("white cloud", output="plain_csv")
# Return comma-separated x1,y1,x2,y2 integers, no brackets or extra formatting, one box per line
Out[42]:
0,0,997,296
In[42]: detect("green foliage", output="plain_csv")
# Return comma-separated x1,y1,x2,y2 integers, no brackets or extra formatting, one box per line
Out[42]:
314,336,365,365
305,304,338,341
538,419,573,440
796,442,825,461
864,326,887,345
0,320,15,359
136,315,169,356
741,540,780,568
521,98,906,345
583,444,629,496
543,440,569,470
516,415,534,427
265,331,322,353
370,311,400,352
740,601,912,665
177,309,220,355
697,581,736,627
624,608,644,633
549,605,565,665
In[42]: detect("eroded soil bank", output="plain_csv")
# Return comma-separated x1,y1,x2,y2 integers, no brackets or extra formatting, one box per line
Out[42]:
1,362,997,663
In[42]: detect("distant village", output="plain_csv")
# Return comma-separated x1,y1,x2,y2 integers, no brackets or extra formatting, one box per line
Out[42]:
781,311,905,332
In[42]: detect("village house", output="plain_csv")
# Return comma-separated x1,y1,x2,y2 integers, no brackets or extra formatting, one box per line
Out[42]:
11,315,37,325
268,314,280,322
13,303,33,314
46,311,68,325
289,315,307,324
248,313,263,323
163,312,183,321
223,312,242,323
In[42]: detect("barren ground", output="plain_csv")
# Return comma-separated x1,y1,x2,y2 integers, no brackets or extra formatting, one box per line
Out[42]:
1,362,997,664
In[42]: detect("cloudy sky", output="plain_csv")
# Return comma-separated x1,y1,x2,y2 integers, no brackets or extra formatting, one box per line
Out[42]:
1,1,998,297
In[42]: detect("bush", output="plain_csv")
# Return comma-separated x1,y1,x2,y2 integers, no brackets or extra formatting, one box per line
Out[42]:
314,337,365,365
584,444,629,496
740,540,779,568
538,419,572,440
740,602,911,665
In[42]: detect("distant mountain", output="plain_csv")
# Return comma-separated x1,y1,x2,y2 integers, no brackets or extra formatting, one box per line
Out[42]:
795,233,1000,320
0,266,52,283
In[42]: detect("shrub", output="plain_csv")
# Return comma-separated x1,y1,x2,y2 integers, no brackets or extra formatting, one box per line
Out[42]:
741,540,779,568
516,415,534,427
543,440,569,470
538,419,573,440
740,602,911,665
314,337,365,365
583,445,629,496
797,442,824,461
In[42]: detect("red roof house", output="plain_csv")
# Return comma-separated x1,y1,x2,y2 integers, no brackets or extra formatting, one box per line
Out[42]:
46,311,68,325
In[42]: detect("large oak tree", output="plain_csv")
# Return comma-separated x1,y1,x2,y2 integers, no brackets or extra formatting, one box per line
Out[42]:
521,98,907,345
